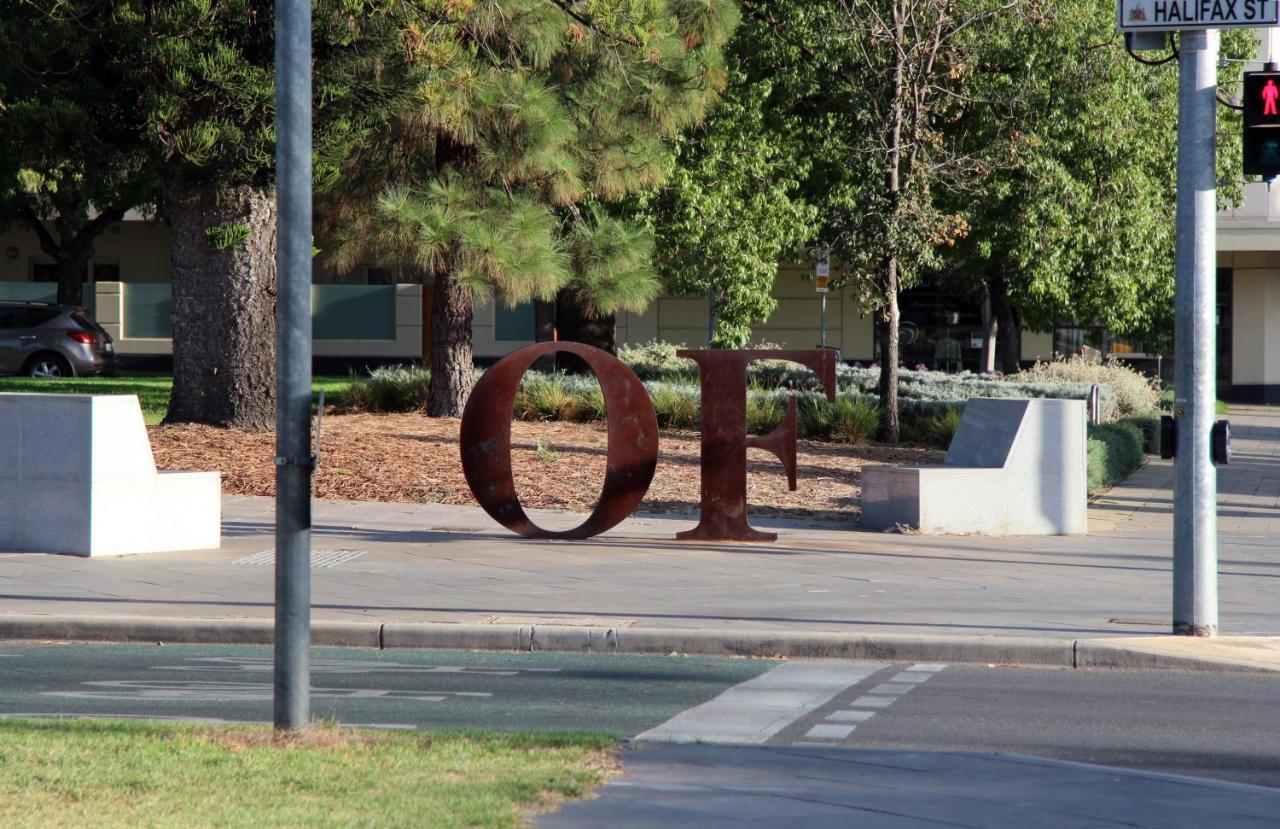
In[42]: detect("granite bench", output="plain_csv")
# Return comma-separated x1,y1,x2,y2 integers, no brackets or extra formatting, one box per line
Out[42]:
0,393,221,556
861,398,1087,536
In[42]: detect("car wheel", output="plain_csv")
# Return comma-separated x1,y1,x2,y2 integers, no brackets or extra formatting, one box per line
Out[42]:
25,354,72,378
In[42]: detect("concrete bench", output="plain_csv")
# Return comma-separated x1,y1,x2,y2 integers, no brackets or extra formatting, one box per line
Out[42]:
861,398,1087,536
0,393,220,556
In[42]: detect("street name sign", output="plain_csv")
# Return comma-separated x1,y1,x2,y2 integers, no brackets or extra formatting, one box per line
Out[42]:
1118,0,1279,30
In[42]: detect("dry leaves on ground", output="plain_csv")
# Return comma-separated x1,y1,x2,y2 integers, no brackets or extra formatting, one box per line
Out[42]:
149,413,943,523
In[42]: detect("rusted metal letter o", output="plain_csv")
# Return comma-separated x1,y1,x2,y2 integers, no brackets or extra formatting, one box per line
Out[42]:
460,342,659,539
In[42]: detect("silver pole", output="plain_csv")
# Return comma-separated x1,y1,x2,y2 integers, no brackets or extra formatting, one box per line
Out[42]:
1172,29,1218,637
274,0,314,728
820,294,827,349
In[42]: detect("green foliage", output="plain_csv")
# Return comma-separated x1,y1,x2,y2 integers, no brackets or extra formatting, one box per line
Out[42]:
646,67,818,347
746,394,786,435
1087,421,1146,493
1020,357,1162,420
0,374,348,425
346,366,432,413
330,0,739,315
535,434,562,463
648,383,701,429
203,223,251,252
943,2,1253,342
514,373,578,421
919,407,964,450
0,2,157,301
1119,412,1162,456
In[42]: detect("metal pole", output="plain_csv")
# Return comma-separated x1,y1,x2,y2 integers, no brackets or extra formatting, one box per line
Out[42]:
820,294,827,350
1172,29,1218,637
274,0,313,728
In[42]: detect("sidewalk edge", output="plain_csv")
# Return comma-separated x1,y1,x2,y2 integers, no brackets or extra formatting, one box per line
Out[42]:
0,615,1274,672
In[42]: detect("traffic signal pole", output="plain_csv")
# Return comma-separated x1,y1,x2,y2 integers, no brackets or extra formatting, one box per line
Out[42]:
1172,29,1219,637
274,0,314,728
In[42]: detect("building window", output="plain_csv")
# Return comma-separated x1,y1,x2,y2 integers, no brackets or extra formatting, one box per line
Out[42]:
93,259,120,281
495,301,536,341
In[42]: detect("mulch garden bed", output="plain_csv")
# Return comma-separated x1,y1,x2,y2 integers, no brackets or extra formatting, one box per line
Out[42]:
149,413,943,523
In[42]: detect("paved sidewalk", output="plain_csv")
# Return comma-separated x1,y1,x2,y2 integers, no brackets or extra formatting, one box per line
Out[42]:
0,407,1275,666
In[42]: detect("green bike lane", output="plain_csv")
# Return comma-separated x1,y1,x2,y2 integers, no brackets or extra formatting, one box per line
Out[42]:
0,643,774,734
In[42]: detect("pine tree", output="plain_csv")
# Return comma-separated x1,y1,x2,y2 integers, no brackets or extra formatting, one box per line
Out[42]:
330,0,738,416
109,1,406,429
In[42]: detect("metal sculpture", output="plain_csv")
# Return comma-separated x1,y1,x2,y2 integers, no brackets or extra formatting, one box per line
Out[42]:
460,343,837,543
676,349,837,541
460,342,658,539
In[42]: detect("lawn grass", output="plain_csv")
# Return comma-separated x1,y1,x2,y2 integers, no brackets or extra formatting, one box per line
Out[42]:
0,374,353,425
0,719,617,829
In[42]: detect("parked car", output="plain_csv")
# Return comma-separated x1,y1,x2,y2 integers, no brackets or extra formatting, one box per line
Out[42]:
0,302,117,377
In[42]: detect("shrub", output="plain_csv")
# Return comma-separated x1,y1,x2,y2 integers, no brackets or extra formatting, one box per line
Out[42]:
616,341,695,379
1021,357,1161,420
648,383,699,429
346,365,431,412
1119,412,1162,455
1087,421,1145,492
918,406,963,449
746,392,786,435
829,396,880,444
515,373,579,420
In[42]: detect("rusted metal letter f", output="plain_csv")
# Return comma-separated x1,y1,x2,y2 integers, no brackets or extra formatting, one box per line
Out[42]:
677,349,838,542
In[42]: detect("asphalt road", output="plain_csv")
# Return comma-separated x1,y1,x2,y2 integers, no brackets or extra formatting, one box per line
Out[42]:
1,643,1277,789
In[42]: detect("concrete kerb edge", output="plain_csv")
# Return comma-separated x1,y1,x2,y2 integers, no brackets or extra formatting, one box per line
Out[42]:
0,616,1271,673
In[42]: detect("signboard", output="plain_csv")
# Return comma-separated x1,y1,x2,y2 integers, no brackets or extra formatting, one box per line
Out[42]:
1118,0,1279,31
815,251,830,293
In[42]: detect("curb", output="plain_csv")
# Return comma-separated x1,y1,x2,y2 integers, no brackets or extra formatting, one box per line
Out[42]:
0,615,1272,674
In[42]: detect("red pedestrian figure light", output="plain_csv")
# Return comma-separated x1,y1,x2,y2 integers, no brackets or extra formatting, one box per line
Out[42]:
1264,79,1280,117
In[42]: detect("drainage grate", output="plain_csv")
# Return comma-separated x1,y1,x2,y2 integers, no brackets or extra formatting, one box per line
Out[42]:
232,549,366,568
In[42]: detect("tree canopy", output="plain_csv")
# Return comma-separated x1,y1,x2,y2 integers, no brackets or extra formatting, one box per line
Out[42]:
332,0,738,414
940,1,1252,367
0,2,156,305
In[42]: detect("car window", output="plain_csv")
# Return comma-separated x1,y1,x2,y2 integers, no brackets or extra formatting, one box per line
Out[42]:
71,312,108,335
12,308,59,328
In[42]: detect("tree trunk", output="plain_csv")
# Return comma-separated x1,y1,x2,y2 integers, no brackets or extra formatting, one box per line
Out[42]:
555,290,616,353
427,268,475,417
164,177,277,430
553,290,615,373
877,263,901,445
980,282,997,374
53,250,90,306
990,275,1021,374
876,2,905,445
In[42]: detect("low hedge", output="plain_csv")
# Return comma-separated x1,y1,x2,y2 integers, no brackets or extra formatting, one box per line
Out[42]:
1087,421,1146,493
1118,412,1162,456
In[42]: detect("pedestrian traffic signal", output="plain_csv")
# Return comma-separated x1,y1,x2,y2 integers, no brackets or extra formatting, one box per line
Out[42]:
1244,70,1280,179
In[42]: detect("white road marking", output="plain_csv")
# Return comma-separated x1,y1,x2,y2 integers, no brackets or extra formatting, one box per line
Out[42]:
889,672,933,684
849,695,897,709
636,661,875,745
43,680,491,703
155,657,559,676
800,664,949,744
804,724,858,741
